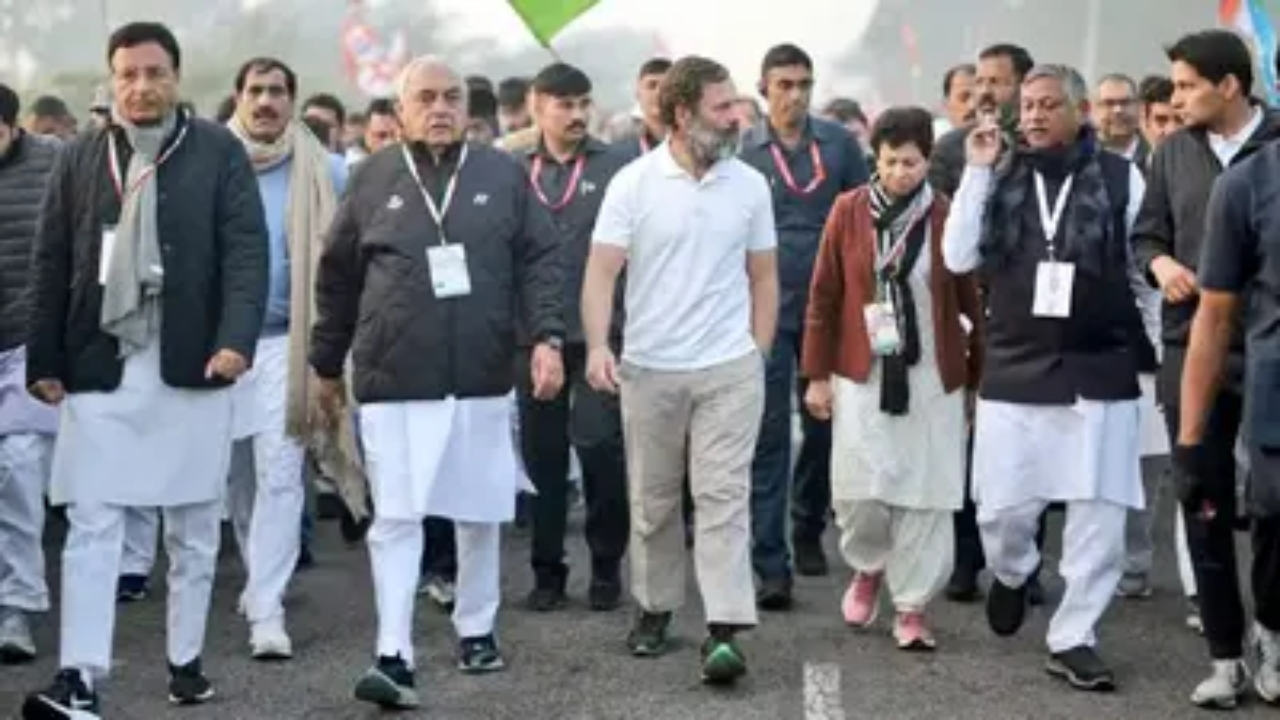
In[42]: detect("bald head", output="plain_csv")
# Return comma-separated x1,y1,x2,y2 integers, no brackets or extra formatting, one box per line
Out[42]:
395,55,468,148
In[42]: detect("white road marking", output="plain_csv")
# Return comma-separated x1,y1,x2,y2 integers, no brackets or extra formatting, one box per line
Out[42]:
803,662,845,720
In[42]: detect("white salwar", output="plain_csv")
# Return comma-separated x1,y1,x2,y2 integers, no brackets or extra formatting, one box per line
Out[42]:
226,334,306,626
943,164,1147,653
0,347,57,615
49,337,232,676
830,242,965,610
361,394,521,666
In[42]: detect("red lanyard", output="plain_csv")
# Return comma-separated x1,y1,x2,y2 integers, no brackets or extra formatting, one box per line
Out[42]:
639,134,651,154
769,140,826,195
107,124,188,202
529,155,585,211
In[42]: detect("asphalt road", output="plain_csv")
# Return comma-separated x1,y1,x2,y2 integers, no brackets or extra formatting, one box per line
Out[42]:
1,506,1273,720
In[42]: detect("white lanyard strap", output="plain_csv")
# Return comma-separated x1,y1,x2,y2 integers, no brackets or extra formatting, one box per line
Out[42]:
107,121,189,202
402,143,468,246
1034,172,1073,259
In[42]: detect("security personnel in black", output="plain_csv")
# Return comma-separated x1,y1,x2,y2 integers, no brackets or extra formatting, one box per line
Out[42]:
518,63,631,612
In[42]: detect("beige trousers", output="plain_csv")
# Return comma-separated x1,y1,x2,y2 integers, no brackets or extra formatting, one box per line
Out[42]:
835,500,954,611
620,352,763,627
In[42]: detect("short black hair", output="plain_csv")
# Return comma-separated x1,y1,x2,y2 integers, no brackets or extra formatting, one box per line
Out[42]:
466,75,495,95
1166,29,1254,94
468,86,498,121
638,57,672,79
1138,74,1174,106
531,62,592,98
301,115,333,144
870,106,935,158
943,63,976,98
214,94,236,123
497,77,531,111
107,21,181,72
0,84,19,127
366,97,395,118
234,57,298,99
761,43,813,78
29,95,71,119
978,43,1034,81
302,93,346,127
822,97,868,127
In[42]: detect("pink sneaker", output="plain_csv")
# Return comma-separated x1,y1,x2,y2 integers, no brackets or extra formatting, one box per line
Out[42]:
894,611,936,651
841,573,882,627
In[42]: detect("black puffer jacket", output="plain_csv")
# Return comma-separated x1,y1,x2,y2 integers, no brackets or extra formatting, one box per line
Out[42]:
0,132,60,353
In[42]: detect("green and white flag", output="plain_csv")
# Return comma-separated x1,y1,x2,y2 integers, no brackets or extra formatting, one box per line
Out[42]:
508,0,599,47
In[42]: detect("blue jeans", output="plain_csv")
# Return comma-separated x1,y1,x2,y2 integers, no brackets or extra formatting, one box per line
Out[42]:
749,327,831,581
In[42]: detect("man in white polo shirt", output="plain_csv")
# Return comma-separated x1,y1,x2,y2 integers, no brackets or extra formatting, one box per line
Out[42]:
581,55,779,687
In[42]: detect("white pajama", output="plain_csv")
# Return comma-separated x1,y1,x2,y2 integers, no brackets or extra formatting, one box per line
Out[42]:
227,335,306,624
0,433,53,612
121,507,159,576
60,501,222,676
834,500,953,610
360,395,520,667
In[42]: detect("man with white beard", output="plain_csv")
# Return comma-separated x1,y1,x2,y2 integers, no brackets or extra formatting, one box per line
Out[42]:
21,21,268,718
224,56,346,660
310,55,564,709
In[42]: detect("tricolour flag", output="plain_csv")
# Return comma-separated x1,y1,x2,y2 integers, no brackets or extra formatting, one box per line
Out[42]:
508,0,599,47
1220,0,1280,104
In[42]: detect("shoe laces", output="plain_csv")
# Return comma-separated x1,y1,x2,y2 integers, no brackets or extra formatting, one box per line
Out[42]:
853,573,880,604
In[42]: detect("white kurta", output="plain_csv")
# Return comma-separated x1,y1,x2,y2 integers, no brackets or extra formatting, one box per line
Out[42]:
360,394,523,523
830,249,966,512
49,338,235,507
0,346,58,437
1137,374,1168,458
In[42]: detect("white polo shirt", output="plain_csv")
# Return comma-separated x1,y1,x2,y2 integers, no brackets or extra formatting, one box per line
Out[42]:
592,141,777,371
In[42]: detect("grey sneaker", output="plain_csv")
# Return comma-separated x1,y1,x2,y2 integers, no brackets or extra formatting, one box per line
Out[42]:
418,574,456,610
1190,659,1249,709
1115,573,1152,599
0,609,35,664
1255,623,1280,703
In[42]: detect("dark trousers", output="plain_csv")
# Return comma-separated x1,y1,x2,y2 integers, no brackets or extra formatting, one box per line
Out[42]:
750,327,832,581
516,343,629,583
420,516,457,579
1166,390,1280,658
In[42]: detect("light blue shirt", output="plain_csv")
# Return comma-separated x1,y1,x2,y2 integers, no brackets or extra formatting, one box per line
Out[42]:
260,153,348,332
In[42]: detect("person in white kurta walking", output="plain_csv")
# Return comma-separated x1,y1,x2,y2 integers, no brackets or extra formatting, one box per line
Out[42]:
224,56,346,661
0,83,60,665
941,64,1147,692
801,106,984,651
310,55,565,711
19,22,269,720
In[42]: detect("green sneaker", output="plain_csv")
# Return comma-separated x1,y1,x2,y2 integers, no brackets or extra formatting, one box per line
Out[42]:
700,637,747,685
626,611,672,657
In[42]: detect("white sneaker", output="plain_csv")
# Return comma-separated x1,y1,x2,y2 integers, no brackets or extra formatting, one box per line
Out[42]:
249,619,293,661
0,609,36,663
1190,659,1249,709
1254,622,1280,703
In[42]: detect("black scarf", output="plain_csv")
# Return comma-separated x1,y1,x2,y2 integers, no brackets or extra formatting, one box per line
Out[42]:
869,179,931,416
979,125,1114,274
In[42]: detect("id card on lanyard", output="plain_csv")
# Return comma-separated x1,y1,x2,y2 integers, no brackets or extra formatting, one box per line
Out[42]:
864,207,925,356
529,154,585,211
403,143,472,299
1031,172,1075,319
769,140,827,196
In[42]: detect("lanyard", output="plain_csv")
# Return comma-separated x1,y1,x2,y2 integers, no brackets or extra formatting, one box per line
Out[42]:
874,204,928,293
529,154,585,211
1033,172,1073,259
639,134,651,154
107,123,188,202
402,143,468,246
769,140,826,195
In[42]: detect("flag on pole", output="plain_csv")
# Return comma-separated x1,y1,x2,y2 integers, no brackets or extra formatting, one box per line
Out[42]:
1220,0,1280,104
509,0,599,47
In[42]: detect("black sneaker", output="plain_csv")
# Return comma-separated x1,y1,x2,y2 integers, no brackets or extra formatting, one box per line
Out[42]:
627,611,672,657
168,658,215,705
354,655,419,709
945,564,981,603
986,577,1028,637
700,636,748,685
589,576,623,611
22,668,100,719
756,577,793,611
1046,645,1116,692
457,635,506,674
525,571,569,612
116,574,149,603
793,538,829,577
1027,574,1047,607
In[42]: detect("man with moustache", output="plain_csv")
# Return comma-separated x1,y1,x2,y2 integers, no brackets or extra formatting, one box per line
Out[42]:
1093,74,1148,166
738,42,868,609
927,42,1042,604
583,55,778,685
517,62,631,612
21,21,267,717
311,55,563,709
940,63,977,133
224,56,347,661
